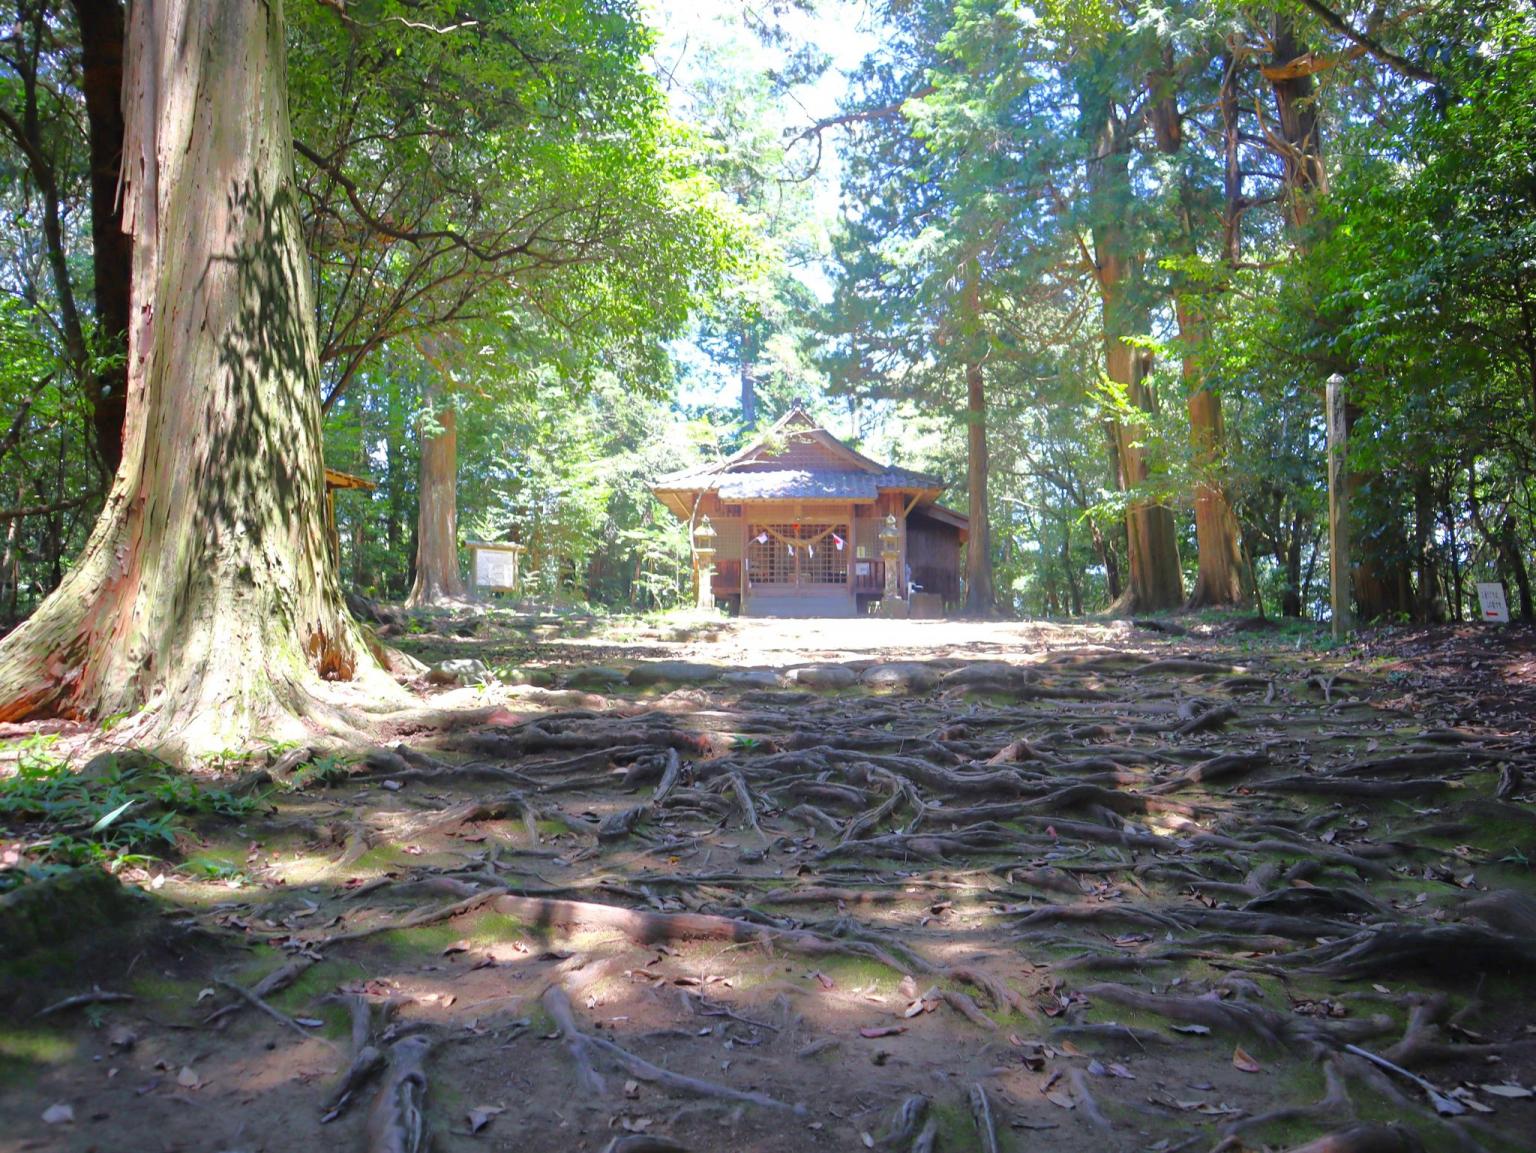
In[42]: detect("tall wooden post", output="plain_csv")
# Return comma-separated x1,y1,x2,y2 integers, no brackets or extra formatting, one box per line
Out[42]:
1326,373,1353,638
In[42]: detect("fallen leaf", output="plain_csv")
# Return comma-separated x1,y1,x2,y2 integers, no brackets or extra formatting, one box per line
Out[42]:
177,1066,203,1089
1197,1102,1242,1116
810,971,835,990
1107,1063,1136,1080
41,1104,74,1125
624,1080,640,1099
1479,1084,1534,1099
196,987,216,1003
1044,1090,1076,1110
1170,1024,1210,1035
1232,1046,1262,1074
1058,1039,1084,1056
467,1105,503,1133
859,1025,907,1039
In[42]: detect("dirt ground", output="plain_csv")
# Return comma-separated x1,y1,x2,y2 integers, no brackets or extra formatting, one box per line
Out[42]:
3,612,1536,1153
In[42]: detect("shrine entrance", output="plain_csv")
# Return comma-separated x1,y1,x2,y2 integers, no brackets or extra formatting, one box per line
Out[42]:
743,522,854,616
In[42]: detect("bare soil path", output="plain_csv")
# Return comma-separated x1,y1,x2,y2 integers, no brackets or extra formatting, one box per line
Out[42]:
3,615,1535,1153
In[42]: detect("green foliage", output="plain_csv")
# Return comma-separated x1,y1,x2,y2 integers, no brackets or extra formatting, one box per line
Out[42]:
0,739,262,880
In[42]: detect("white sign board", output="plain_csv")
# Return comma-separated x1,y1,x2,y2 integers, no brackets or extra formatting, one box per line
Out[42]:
474,547,520,590
1476,581,1510,623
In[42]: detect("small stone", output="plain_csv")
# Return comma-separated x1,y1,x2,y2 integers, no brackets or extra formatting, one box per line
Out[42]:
941,662,1029,689
427,658,488,686
627,660,724,686
861,662,940,692
721,669,781,689
41,1103,74,1125
785,664,858,690
565,666,628,689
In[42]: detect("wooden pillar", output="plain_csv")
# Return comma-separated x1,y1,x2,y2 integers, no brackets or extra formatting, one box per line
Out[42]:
325,486,339,568
1326,373,1353,638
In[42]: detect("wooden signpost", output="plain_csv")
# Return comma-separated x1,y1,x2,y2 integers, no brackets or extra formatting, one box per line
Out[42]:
1326,374,1353,639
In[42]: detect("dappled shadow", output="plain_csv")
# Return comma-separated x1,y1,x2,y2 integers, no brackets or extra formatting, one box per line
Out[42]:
6,624,1536,1150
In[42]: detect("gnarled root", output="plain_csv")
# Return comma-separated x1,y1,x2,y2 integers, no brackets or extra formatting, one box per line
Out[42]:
365,1035,433,1153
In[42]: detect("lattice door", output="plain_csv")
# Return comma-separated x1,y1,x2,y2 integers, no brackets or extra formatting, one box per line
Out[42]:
746,524,848,586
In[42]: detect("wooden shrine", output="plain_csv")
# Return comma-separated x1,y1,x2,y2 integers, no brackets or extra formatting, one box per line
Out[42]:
651,405,968,617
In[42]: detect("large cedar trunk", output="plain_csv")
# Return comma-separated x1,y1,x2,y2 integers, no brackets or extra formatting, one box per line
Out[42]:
0,0,386,755
406,377,464,606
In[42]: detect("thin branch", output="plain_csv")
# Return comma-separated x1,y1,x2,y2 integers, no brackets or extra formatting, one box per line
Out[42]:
1293,0,1440,86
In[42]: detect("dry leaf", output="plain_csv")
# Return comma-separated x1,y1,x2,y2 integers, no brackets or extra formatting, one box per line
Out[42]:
1232,1046,1262,1074
859,1025,907,1039
467,1105,503,1133
1058,1039,1084,1057
1170,1024,1210,1035
624,1080,640,1099
41,1103,74,1125
1480,1084,1534,1099
1044,1090,1076,1110
177,1066,203,1089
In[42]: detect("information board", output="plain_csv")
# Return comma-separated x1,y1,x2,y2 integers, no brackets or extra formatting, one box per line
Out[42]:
473,546,520,591
1476,581,1510,623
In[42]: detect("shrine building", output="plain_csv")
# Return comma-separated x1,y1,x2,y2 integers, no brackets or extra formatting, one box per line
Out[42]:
650,405,968,617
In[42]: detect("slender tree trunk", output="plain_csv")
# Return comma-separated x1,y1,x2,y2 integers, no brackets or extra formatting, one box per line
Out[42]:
1346,405,1412,621
1185,376,1245,607
1084,74,1182,613
962,265,994,616
72,0,133,474
1501,517,1534,622
739,324,757,429
0,0,387,755
407,376,463,606
1154,71,1244,609
1062,523,1083,616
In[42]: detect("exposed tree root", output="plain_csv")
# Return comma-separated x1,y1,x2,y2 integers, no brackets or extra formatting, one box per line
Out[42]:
1293,924,1536,978
1269,1125,1425,1153
365,1034,433,1153
968,1083,999,1153
542,985,800,1112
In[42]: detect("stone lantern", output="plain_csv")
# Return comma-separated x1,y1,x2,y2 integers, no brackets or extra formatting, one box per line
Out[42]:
693,515,717,610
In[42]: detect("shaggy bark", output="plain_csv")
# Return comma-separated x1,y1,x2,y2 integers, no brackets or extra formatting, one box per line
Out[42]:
0,0,389,755
1083,69,1182,612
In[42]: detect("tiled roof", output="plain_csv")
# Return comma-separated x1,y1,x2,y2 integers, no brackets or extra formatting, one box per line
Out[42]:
716,470,880,501
654,466,944,501
650,405,944,498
